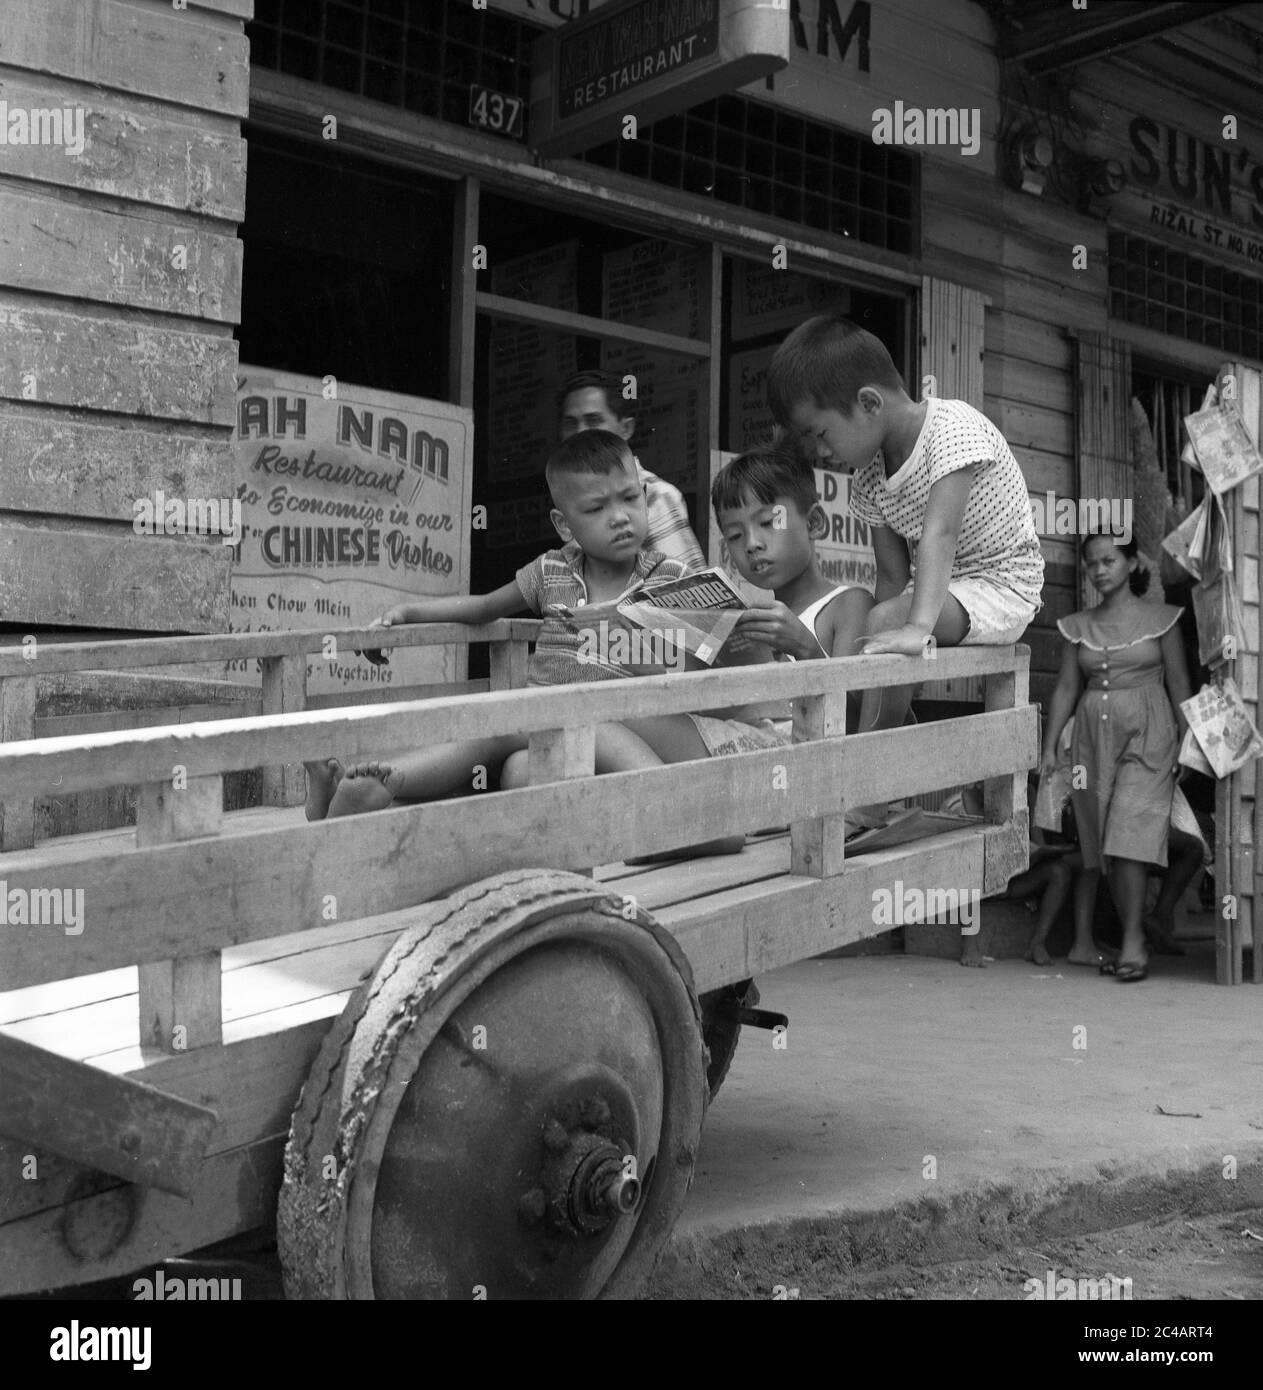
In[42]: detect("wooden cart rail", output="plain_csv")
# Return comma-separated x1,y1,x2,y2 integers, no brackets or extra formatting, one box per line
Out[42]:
0,620,541,849
0,642,1035,1295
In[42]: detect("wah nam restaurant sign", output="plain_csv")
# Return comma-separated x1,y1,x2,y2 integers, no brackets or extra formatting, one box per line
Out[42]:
227,368,471,695
530,0,789,156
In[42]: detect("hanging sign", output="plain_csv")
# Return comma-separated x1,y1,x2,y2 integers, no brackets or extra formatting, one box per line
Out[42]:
530,0,789,157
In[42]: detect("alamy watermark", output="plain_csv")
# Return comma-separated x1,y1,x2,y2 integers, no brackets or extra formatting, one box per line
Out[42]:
0,102,85,157
133,491,242,546
1024,1269,1133,1300
0,882,83,936
1029,493,1133,543
871,103,981,157
871,881,981,934
576,620,686,672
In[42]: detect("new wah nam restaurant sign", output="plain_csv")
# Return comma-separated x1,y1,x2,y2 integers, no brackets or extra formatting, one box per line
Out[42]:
228,368,472,695
530,0,790,156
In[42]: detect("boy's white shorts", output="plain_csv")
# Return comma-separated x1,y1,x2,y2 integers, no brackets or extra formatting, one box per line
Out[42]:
901,576,1038,645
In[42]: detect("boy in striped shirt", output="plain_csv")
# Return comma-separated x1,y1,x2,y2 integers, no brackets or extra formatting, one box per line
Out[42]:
305,430,774,840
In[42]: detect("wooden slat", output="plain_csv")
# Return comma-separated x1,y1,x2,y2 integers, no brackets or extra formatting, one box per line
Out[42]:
476,291,711,359
0,674,36,851
0,708,1038,989
0,71,247,220
0,1032,217,1196
0,0,251,117
982,665,1031,894
0,408,234,522
0,1136,283,1296
789,690,848,877
0,619,541,678
136,776,224,1052
660,826,1014,990
0,647,1032,798
488,639,530,692
528,725,595,786
260,654,307,806
0,298,237,422
0,520,232,632
0,191,243,323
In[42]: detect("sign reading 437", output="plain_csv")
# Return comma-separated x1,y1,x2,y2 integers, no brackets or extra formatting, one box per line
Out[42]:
469,85,525,139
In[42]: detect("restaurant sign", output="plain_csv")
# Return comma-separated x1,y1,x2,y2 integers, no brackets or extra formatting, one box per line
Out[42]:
530,0,789,157
226,368,472,695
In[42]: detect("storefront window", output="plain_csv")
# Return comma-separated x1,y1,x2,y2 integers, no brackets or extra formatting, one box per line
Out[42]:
472,194,708,587
238,129,453,399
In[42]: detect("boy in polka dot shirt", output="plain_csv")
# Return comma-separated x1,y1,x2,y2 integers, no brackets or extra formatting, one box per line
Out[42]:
768,316,1043,690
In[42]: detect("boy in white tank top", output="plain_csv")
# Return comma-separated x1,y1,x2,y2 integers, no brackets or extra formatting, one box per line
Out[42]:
712,447,892,735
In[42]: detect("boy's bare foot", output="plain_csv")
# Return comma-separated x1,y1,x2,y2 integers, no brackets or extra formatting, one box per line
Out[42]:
304,758,344,821
326,762,405,817
1066,943,1118,967
1026,941,1053,966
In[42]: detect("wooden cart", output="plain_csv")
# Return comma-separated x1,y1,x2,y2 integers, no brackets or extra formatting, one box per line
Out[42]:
0,625,1034,1298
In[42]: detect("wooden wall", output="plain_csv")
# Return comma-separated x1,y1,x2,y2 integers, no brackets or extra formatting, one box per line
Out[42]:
0,0,251,632
920,156,1107,705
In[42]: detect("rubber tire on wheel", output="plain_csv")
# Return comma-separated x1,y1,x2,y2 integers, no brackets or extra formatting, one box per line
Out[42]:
276,869,707,1300
700,979,758,1099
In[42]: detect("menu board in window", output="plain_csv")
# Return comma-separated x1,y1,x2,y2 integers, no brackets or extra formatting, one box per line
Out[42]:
487,242,580,484
731,261,851,341
601,239,702,494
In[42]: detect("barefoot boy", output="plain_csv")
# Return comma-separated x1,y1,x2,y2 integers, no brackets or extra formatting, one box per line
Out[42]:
306,429,768,851
767,317,1043,720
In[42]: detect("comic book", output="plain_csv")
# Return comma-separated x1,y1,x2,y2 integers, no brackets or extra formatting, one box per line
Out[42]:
1183,403,1263,496
1181,678,1263,778
549,567,769,666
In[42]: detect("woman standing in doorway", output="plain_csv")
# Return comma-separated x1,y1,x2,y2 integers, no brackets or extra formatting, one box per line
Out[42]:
1040,531,1193,982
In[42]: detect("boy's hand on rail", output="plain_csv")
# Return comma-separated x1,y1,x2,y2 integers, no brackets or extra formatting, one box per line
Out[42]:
735,604,822,660
356,605,413,665
1038,750,1060,779
860,623,935,657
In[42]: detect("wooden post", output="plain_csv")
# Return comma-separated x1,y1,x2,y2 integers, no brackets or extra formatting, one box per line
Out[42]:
697,243,722,552
528,725,595,877
790,689,848,878
489,639,530,692
136,775,224,1054
448,176,479,410
0,674,37,850
982,660,1030,893
261,653,307,806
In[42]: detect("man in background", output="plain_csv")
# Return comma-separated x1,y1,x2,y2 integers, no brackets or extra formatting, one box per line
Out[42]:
557,369,705,570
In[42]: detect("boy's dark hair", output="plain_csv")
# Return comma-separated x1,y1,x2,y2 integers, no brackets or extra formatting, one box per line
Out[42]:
1081,529,1150,596
767,316,906,425
555,369,632,421
545,428,636,498
711,446,820,519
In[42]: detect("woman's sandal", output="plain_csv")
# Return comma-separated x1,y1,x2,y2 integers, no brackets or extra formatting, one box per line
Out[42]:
1114,960,1148,983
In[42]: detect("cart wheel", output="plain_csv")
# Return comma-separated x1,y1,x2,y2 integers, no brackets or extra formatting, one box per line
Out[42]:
700,978,758,1099
277,869,707,1300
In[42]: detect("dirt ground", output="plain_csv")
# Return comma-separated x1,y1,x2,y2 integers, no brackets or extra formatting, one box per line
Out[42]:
646,1204,1263,1300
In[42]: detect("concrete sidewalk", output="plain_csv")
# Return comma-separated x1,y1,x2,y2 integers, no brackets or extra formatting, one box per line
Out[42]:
667,942,1263,1257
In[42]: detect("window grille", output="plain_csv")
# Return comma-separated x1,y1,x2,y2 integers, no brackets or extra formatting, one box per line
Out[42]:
1109,231,1263,363
250,3,917,256
581,96,917,256
249,0,534,127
